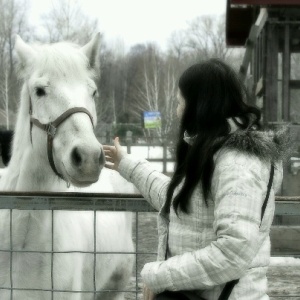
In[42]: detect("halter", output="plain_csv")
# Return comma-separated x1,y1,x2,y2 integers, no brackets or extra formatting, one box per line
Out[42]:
29,101,94,181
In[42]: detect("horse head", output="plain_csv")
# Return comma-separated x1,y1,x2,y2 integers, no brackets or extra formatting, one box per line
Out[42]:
14,34,104,187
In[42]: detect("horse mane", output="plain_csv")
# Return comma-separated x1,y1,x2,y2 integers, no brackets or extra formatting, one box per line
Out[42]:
17,42,97,81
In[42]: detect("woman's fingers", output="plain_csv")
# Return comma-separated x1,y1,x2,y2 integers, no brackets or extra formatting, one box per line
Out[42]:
114,136,120,147
104,149,113,157
114,137,123,153
103,146,116,158
103,145,115,153
103,146,115,169
103,137,124,171
105,156,114,163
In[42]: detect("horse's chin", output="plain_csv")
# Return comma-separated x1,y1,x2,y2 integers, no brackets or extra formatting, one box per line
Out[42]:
65,174,99,188
61,164,101,188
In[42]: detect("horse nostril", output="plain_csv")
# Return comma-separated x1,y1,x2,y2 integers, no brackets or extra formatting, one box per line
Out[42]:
71,147,82,167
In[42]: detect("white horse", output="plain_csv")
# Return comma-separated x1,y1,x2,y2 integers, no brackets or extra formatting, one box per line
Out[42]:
0,34,135,300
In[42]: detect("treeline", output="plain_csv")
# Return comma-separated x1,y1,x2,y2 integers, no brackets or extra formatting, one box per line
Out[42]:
0,0,244,139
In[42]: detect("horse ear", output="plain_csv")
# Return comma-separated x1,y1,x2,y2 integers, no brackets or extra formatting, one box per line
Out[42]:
14,35,36,68
81,33,101,73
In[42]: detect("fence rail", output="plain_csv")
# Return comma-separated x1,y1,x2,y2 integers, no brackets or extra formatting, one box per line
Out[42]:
0,192,298,213
0,192,154,212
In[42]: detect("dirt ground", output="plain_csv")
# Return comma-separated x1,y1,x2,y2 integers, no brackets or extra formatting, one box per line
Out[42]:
126,213,300,300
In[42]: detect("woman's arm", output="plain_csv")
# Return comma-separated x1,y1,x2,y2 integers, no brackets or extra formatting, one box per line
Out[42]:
104,138,171,211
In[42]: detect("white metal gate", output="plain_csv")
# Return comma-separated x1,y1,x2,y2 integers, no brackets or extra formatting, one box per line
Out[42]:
0,192,299,299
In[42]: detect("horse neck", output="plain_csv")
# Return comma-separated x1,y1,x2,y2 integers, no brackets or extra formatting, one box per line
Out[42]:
11,85,31,161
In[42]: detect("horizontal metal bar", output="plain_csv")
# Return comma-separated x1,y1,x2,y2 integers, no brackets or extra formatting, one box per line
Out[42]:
0,193,298,215
274,201,300,216
0,287,298,297
276,196,300,201
147,158,174,162
0,193,156,212
0,287,137,293
270,297,300,298
0,249,157,255
268,20,300,25
271,252,300,257
0,247,294,257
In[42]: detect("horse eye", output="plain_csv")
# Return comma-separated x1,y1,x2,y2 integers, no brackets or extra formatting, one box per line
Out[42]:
92,90,97,98
35,87,46,97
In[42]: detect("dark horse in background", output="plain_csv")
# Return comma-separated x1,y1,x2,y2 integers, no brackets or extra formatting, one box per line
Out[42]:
0,130,13,166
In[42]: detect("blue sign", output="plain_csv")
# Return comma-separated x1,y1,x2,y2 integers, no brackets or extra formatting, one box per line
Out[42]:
143,111,161,129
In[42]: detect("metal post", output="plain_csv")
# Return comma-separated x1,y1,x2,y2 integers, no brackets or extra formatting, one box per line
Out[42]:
126,131,133,154
51,210,54,300
93,210,97,300
135,212,139,300
265,22,279,124
163,141,167,174
282,22,290,122
10,209,13,300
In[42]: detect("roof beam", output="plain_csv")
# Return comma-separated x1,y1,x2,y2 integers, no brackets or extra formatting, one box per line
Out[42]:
239,8,268,82
231,0,300,5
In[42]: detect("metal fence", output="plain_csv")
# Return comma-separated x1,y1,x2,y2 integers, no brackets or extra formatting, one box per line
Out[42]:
0,192,299,299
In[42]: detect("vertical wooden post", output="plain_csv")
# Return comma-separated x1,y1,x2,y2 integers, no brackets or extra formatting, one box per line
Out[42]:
282,23,291,122
265,23,279,124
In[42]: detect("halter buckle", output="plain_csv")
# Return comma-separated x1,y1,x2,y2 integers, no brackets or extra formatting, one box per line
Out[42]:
46,123,57,137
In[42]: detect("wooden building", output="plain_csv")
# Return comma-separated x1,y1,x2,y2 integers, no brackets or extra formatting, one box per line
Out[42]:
226,0,300,195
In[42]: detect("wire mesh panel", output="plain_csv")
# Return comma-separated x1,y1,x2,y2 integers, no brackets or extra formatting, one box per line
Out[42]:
0,192,157,300
0,192,299,299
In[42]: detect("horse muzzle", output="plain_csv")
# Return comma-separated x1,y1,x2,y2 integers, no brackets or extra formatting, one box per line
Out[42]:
65,144,104,186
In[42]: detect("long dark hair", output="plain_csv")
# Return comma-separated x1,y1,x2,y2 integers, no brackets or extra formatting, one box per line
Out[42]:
167,59,261,214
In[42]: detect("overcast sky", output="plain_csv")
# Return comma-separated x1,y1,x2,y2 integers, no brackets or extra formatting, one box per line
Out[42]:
29,0,227,50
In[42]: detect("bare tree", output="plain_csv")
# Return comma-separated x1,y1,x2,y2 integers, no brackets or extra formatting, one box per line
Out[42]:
167,30,188,61
97,46,119,124
0,70,11,129
40,0,98,44
184,14,234,61
98,41,129,120
130,44,178,139
131,45,161,137
134,51,160,114
167,14,244,67
0,0,32,126
163,63,178,137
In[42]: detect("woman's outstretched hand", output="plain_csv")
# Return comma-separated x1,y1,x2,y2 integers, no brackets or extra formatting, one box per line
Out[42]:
103,137,126,171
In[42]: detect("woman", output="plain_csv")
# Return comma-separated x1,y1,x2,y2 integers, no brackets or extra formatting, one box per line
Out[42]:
104,59,288,299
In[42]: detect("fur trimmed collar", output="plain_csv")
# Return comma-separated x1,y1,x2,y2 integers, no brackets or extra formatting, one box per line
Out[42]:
223,127,292,162
183,118,292,162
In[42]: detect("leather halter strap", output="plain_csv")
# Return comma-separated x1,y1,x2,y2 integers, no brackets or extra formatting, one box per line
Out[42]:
30,107,94,180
